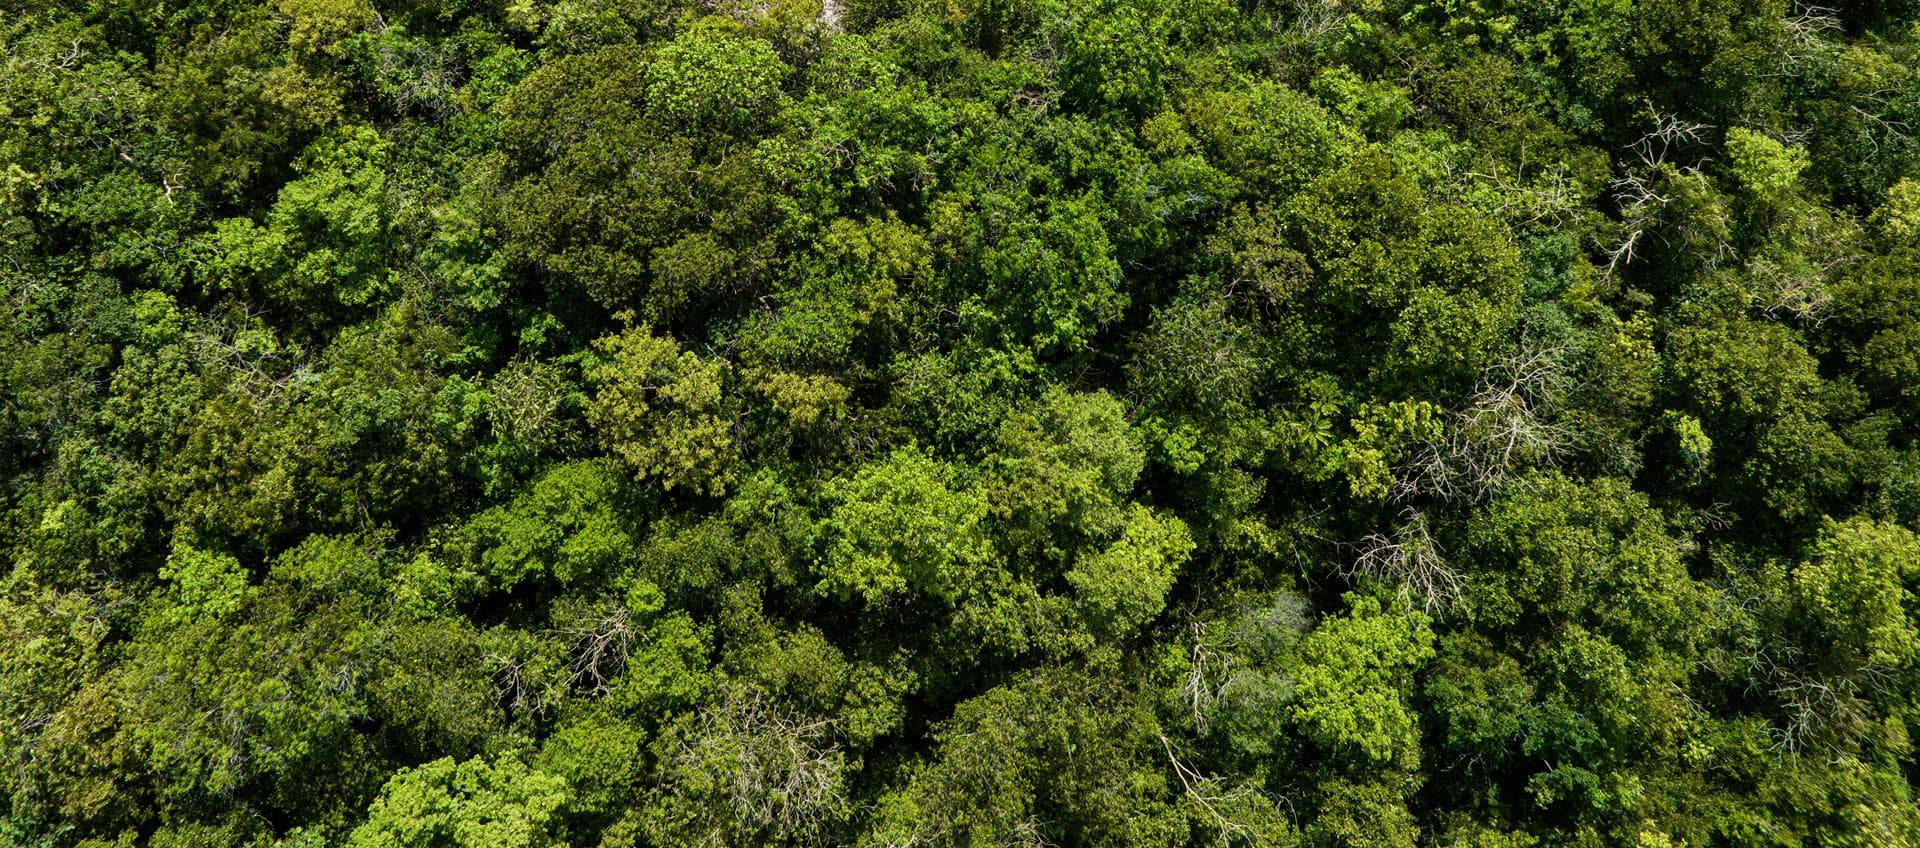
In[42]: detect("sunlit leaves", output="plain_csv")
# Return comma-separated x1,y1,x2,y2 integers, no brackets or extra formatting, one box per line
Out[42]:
817,448,991,604
1067,505,1193,638
347,755,568,848
1290,596,1435,768
585,325,739,496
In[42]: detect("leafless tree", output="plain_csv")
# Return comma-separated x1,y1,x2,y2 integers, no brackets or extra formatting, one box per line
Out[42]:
1629,108,1712,170
1746,202,1861,323
189,304,316,405
487,653,537,716
1748,255,1834,322
1746,645,1898,757
22,38,84,71
1602,109,1716,277
1394,339,1574,503
659,686,849,847
1343,509,1461,614
487,358,570,449
1782,3,1842,59
1603,170,1669,275
1181,621,1231,733
1454,160,1581,229
997,819,1057,848
360,35,462,118
1272,0,1343,43
564,606,635,696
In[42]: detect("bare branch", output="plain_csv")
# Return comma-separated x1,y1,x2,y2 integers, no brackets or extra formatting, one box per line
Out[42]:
661,687,849,846
1782,2,1843,61
487,653,542,718
1745,645,1897,758
1630,107,1712,169
564,607,635,696
1341,509,1461,614
1393,339,1574,503
1161,735,1264,845
1181,621,1233,733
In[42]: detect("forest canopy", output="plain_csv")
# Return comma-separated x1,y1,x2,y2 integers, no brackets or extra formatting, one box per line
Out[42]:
5,0,1920,845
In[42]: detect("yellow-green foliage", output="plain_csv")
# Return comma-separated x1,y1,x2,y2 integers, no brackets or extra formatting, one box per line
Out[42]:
586,325,739,495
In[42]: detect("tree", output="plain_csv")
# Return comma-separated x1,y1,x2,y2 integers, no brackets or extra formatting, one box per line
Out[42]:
641,685,852,848
346,755,568,848
1289,595,1435,769
585,325,740,496
1068,505,1194,639
815,447,992,605
987,387,1146,559
452,460,632,593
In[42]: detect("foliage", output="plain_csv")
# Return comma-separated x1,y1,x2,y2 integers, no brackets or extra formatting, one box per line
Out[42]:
5,0,1920,845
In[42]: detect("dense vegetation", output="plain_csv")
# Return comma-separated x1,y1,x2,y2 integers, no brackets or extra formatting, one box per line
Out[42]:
5,0,1920,845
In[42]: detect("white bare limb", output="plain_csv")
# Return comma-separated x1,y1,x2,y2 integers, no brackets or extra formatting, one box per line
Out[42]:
1161,735,1266,845
486,652,545,717
1181,621,1232,733
1745,646,1897,757
563,607,635,696
1342,509,1461,614
188,307,316,406
1631,107,1712,169
1782,2,1842,58
1393,339,1574,504
662,687,849,846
